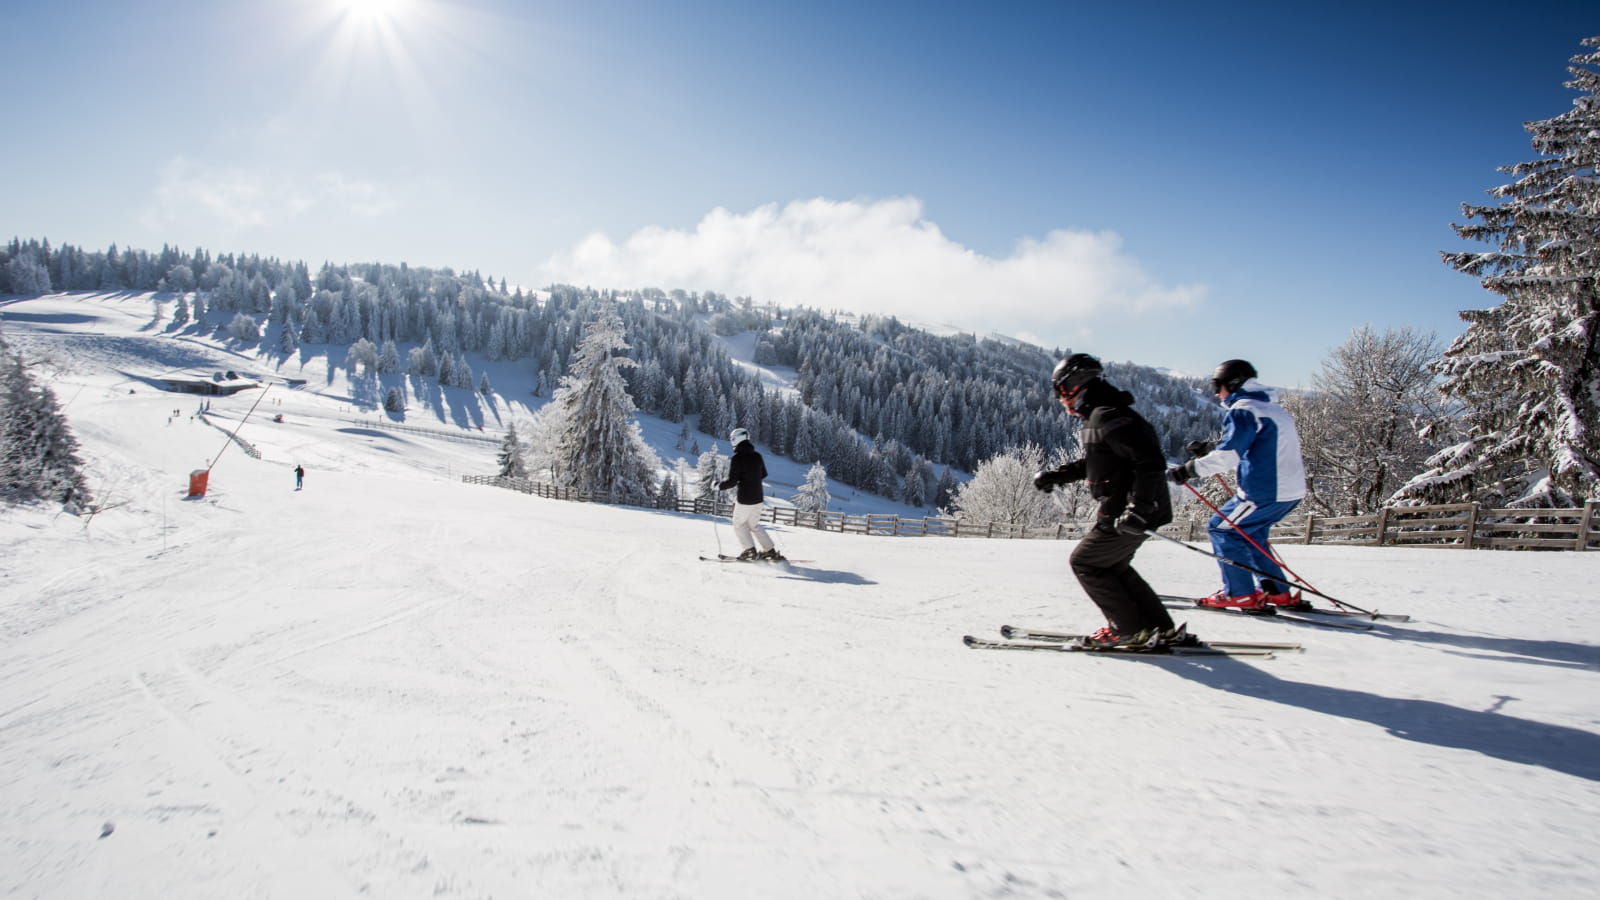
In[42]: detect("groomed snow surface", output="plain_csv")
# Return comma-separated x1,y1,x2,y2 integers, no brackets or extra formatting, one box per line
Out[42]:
3,293,1599,899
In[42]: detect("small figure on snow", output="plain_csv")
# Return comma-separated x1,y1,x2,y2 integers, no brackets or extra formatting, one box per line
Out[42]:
1033,354,1186,649
294,464,305,491
718,427,784,562
1166,360,1307,610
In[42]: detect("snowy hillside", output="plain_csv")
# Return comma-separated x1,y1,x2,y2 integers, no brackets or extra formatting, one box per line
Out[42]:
3,293,1600,899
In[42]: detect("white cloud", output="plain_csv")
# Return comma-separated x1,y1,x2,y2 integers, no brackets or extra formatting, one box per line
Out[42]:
142,157,399,234
540,197,1205,333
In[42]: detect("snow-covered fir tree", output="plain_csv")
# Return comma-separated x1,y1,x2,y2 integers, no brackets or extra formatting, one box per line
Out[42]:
496,424,528,478
383,386,405,414
536,304,659,499
0,330,92,512
277,315,300,354
377,340,401,375
1398,36,1600,507
792,462,831,513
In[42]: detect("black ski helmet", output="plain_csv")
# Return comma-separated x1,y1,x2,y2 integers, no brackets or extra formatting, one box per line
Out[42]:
1052,353,1103,399
1211,359,1257,394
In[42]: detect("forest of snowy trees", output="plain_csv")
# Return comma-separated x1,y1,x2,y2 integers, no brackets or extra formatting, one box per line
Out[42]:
0,237,1220,509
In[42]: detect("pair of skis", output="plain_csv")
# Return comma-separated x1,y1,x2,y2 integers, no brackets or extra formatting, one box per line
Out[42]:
964,626,1296,659
699,554,811,564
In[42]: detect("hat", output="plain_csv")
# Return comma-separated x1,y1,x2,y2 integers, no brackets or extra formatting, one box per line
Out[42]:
729,427,750,445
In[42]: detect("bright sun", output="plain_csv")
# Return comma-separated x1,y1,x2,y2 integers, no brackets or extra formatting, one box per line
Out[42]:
338,0,412,24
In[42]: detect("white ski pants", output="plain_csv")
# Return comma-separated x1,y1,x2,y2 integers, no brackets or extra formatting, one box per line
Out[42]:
731,501,774,551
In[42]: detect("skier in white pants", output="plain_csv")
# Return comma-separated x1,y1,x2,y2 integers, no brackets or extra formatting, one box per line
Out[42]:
719,427,784,561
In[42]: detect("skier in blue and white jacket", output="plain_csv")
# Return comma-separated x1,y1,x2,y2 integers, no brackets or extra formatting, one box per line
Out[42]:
1167,359,1307,609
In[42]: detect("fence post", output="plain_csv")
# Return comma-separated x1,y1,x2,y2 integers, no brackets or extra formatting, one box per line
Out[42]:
1578,499,1597,551
1464,503,1479,549
1303,514,1314,545
1375,506,1391,546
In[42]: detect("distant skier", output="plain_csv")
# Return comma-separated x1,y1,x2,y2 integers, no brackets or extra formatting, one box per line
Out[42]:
718,428,784,561
1167,359,1307,609
1033,354,1186,648
294,464,305,491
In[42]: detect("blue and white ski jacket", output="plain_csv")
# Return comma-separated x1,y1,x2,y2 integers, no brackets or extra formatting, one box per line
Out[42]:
1191,379,1306,503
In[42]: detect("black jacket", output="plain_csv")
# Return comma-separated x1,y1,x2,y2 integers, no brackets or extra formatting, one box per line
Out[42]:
1052,380,1172,529
719,441,767,505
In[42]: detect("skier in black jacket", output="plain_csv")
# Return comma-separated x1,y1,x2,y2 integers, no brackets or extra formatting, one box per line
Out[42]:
1033,354,1188,648
718,427,784,561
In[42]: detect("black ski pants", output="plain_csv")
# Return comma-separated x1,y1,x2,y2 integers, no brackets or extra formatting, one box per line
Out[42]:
1069,526,1175,635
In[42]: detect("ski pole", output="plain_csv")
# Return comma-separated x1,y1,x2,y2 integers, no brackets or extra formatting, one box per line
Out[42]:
1139,526,1378,618
713,490,726,557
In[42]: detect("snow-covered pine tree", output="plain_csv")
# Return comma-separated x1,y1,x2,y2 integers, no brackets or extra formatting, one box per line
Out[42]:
791,462,831,513
378,340,401,375
696,445,725,500
935,467,960,511
1399,36,1600,507
279,316,300,354
539,304,659,499
655,475,679,510
496,424,528,478
383,386,405,414
0,330,91,512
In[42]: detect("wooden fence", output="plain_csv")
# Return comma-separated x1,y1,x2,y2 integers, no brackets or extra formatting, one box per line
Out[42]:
462,475,1600,551
345,419,500,446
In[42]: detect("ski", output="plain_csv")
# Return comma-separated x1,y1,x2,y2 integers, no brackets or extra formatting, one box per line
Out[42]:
700,555,811,563
962,635,1274,658
1274,604,1412,623
998,625,1300,651
1156,596,1373,631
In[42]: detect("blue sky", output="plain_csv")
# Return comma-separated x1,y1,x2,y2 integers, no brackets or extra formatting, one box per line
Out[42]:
4,0,1596,385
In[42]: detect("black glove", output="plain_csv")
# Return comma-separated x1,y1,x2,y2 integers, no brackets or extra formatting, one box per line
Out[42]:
718,479,734,491
1041,462,1086,492
1167,461,1195,485
1185,439,1216,458
1116,511,1150,536
1033,468,1079,493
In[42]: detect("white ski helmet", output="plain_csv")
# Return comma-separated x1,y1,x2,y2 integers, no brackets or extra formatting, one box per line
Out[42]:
729,427,750,446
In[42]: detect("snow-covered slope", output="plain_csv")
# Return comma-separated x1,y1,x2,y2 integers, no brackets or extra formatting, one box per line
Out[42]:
3,293,1599,899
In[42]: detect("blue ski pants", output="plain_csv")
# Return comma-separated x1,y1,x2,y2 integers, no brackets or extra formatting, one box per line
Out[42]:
1207,496,1301,597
